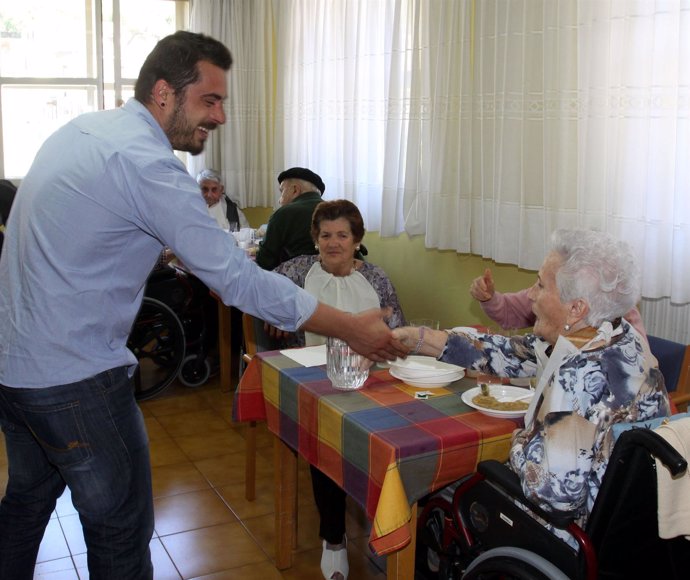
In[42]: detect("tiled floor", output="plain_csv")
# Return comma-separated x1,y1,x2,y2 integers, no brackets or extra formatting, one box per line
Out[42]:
0,376,387,579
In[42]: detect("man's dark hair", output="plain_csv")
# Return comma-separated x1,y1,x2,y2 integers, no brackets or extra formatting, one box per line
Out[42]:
134,31,232,104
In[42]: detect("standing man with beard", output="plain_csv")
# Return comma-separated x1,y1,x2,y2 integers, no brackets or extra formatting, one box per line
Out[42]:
0,31,404,580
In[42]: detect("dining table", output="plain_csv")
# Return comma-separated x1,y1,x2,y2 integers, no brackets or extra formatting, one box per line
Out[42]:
232,347,523,579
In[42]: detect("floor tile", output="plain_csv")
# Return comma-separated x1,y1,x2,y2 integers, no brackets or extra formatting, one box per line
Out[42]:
187,560,284,580
140,390,213,418
160,522,269,579
154,489,237,536
192,452,245,489
145,416,170,441
37,517,71,563
150,537,182,580
156,409,233,438
172,429,245,462
54,488,77,518
152,461,211,499
215,478,275,520
149,437,189,467
33,557,80,579
58,514,87,556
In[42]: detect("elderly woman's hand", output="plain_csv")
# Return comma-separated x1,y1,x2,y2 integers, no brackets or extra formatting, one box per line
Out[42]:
392,326,450,358
392,327,418,353
470,269,495,302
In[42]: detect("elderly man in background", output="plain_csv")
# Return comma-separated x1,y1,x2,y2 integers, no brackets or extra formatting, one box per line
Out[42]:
197,168,249,231
255,166,325,270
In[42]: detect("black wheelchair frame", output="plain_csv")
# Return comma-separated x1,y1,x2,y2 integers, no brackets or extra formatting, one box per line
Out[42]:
415,426,690,580
127,265,215,400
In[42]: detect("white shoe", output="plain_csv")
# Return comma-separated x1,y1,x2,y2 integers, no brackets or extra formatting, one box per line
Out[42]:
320,537,349,580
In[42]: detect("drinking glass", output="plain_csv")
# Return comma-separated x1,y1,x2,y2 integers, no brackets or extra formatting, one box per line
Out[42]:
326,337,369,390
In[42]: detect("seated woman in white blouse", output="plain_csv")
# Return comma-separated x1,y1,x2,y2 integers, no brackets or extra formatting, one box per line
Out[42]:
273,199,405,347
273,199,405,580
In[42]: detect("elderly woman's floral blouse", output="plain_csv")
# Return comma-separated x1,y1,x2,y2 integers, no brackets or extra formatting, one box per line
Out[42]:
441,319,670,538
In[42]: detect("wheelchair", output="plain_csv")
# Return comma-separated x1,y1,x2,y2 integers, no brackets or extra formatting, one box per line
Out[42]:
415,424,690,580
127,263,216,400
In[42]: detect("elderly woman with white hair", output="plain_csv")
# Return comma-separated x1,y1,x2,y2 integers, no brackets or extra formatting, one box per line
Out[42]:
394,229,670,546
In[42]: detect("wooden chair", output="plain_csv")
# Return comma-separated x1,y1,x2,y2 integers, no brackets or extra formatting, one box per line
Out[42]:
648,335,690,412
670,346,690,411
240,313,282,500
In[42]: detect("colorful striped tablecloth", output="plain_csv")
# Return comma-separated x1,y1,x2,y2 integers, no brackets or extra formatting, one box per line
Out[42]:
233,350,520,555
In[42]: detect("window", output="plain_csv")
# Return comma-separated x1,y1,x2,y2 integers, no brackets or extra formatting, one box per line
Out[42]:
0,0,189,178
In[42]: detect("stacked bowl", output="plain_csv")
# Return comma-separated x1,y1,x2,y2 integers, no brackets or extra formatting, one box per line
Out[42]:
390,356,465,389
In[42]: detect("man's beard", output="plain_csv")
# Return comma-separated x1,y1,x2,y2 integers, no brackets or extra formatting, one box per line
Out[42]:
166,100,214,155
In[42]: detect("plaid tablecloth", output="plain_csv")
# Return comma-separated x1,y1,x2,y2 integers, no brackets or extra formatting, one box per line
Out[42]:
233,350,520,555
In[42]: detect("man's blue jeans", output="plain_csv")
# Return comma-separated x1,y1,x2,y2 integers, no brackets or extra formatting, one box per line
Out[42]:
0,367,154,580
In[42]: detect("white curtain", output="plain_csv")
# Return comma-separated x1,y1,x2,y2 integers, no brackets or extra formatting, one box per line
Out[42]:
271,0,395,225
189,0,690,306
577,0,690,303
462,0,580,270
189,0,276,207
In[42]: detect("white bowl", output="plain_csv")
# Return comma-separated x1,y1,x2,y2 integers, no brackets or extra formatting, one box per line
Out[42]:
391,366,463,380
391,356,464,378
390,367,464,389
461,385,533,419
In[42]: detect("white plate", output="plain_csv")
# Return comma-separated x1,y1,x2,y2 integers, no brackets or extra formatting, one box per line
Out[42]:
461,385,533,419
390,367,464,389
391,356,464,377
391,366,464,380
390,368,465,384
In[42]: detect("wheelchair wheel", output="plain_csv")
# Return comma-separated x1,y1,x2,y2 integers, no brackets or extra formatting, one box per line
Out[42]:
462,547,570,580
178,353,211,387
128,297,185,401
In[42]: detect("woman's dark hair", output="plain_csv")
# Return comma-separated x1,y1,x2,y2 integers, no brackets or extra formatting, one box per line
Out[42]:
134,31,232,104
311,200,365,243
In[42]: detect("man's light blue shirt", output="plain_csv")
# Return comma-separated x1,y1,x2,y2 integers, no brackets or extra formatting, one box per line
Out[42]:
0,99,317,388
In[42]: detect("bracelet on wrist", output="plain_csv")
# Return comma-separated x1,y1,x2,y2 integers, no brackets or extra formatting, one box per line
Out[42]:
412,326,425,355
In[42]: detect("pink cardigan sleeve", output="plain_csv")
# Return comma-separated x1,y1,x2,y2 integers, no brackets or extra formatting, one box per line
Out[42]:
480,288,536,330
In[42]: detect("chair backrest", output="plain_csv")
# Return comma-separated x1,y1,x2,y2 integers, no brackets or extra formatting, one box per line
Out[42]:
648,334,690,411
241,313,282,365
586,425,690,579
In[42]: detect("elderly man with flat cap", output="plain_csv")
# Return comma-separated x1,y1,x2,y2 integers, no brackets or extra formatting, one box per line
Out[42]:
255,166,325,270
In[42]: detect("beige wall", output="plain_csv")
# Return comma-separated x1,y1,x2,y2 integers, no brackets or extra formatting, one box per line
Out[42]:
243,206,537,329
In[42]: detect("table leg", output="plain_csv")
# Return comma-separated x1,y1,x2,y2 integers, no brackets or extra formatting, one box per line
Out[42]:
274,437,297,569
217,302,232,390
245,421,256,501
386,502,417,580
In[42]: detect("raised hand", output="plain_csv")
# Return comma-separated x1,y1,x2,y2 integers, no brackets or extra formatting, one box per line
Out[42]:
470,268,495,302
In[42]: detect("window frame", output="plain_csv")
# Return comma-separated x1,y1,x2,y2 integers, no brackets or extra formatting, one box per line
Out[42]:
0,0,189,179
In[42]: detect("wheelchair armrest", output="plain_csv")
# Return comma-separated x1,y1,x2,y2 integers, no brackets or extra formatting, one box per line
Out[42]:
616,427,687,476
477,460,577,529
